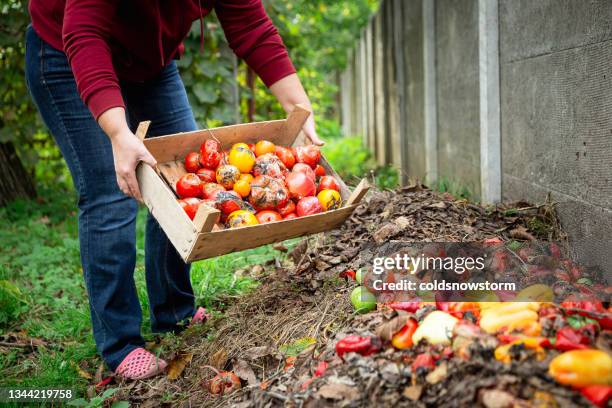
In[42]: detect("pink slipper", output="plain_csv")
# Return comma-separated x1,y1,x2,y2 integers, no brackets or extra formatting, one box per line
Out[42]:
115,348,167,380
190,307,210,326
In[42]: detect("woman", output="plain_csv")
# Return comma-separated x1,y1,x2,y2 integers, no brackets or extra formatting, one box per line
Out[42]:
25,0,322,380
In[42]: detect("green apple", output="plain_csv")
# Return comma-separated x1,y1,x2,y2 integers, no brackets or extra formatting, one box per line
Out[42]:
355,268,365,284
350,286,376,313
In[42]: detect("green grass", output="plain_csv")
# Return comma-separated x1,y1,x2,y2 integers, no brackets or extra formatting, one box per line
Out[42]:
0,186,290,400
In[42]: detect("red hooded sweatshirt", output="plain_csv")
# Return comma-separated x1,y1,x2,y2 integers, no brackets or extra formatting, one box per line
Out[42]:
29,0,296,120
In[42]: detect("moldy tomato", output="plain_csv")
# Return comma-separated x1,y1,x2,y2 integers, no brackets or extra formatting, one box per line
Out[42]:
184,152,201,173
317,189,342,211
214,190,244,215
252,153,287,179
199,140,221,169
249,175,289,211
202,182,225,199
296,196,323,217
216,165,241,189
176,173,202,198
227,210,258,228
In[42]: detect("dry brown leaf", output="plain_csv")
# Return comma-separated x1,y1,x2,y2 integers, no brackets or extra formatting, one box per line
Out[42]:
73,363,93,380
210,348,228,370
233,359,257,385
403,385,423,401
509,225,536,241
167,352,193,381
375,311,412,341
317,383,359,401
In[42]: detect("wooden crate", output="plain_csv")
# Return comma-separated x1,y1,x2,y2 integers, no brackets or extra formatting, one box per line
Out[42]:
135,105,369,262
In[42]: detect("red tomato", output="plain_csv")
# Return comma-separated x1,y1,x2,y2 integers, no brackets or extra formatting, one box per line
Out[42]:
292,163,316,182
178,197,201,220
283,213,298,220
293,145,321,168
296,196,323,217
202,182,225,199
255,210,283,224
199,139,221,169
286,171,316,200
184,152,201,173
317,175,340,193
176,173,203,198
277,200,296,217
214,190,243,215
196,168,216,183
314,164,326,177
274,146,296,169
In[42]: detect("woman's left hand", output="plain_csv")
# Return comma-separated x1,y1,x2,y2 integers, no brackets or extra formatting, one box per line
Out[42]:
303,114,324,146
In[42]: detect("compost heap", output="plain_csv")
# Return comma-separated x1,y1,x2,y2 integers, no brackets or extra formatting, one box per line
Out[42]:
109,185,611,407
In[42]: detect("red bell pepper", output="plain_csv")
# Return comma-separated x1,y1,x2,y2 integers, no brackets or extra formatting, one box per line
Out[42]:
497,334,551,348
339,269,356,281
391,318,418,350
314,361,328,377
412,353,436,372
436,302,480,319
579,385,612,407
335,335,381,359
554,327,590,351
387,301,423,313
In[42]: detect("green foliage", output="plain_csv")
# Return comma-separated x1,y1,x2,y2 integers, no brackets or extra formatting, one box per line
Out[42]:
68,388,127,408
177,18,240,128
435,177,474,200
242,0,379,121
322,136,399,190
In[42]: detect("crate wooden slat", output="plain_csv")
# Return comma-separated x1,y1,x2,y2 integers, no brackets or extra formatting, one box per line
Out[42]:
136,105,369,262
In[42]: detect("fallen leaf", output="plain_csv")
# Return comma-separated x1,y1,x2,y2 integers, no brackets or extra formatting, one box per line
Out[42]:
233,359,257,385
273,242,288,252
375,311,413,341
279,337,316,357
428,202,447,209
403,385,423,401
73,363,93,380
317,383,359,401
210,348,228,369
167,352,193,380
425,362,447,384
509,226,535,241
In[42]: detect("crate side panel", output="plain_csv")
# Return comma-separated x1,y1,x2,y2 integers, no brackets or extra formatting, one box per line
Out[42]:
187,205,357,261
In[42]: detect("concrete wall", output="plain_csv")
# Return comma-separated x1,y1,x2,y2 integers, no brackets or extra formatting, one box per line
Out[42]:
435,0,481,196
339,0,612,272
499,0,612,272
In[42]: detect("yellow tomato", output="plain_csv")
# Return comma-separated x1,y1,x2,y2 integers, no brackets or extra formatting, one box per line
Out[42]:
255,140,276,157
227,210,259,228
240,173,254,183
228,147,256,173
317,189,342,211
233,179,251,197
231,143,250,151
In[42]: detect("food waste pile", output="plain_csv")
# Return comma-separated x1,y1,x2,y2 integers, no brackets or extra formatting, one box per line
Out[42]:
109,186,610,407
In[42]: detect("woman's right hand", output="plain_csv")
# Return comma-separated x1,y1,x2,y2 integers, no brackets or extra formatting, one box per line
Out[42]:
98,107,157,201
109,130,157,201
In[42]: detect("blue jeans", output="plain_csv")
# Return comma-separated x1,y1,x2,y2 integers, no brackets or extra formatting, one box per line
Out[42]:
25,26,197,370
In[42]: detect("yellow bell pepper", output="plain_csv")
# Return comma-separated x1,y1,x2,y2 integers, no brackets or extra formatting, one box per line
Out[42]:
479,302,541,335
549,349,612,387
412,311,458,345
495,338,546,363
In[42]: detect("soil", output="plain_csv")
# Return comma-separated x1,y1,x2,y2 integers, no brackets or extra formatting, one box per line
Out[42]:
106,186,607,408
